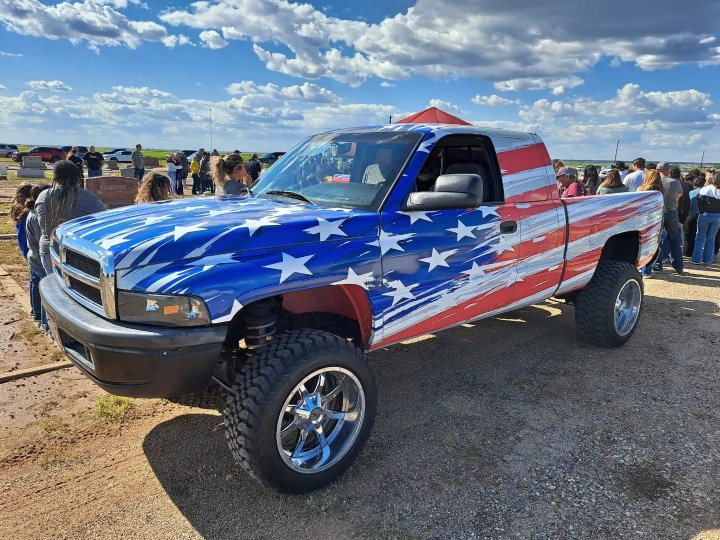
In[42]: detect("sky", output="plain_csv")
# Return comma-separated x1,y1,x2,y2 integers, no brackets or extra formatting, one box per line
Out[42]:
0,0,719,162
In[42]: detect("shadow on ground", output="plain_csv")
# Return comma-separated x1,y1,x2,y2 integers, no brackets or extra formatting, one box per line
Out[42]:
144,294,720,539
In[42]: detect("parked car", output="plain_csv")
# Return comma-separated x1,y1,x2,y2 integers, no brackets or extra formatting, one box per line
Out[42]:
103,149,133,163
42,124,664,494
0,144,18,158
60,146,89,159
258,151,286,166
12,146,65,163
599,168,613,179
105,148,127,155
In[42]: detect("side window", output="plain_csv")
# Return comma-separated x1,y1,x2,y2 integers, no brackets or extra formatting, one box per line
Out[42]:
412,135,504,204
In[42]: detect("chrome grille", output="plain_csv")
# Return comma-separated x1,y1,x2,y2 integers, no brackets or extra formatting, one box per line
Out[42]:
65,249,101,279
68,276,103,306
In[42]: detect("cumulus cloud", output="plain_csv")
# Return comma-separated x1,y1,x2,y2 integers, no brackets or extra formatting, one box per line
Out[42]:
472,94,520,106
111,86,174,98
380,81,395,88
27,80,71,92
0,0,175,50
225,81,339,105
428,98,464,114
159,0,720,88
0,84,6,90
199,29,228,49
161,34,193,47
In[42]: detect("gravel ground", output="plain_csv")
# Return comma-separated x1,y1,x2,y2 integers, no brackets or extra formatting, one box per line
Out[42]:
1,263,719,539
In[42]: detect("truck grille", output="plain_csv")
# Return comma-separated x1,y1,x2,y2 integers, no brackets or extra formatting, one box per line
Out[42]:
65,249,102,279
68,276,103,306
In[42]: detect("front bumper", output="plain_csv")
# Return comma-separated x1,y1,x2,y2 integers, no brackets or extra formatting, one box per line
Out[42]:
40,276,228,398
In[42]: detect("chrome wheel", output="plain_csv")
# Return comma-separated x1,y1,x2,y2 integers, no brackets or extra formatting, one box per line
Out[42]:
276,367,365,474
614,279,641,336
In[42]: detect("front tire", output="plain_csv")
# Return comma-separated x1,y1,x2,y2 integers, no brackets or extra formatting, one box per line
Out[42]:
575,260,643,347
224,330,376,493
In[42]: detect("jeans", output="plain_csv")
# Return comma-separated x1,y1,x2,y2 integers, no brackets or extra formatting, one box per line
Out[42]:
29,265,48,330
191,173,201,194
655,210,683,272
641,250,659,277
88,169,102,177
692,213,720,264
134,167,145,181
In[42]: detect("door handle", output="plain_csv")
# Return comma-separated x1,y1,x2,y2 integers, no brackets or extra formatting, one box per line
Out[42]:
500,221,517,234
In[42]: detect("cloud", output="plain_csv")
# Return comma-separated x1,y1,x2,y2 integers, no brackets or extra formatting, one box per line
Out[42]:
159,1,720,88
161,34,193,47
472,94,520,106
0,51,23,57
111,86,174,98
519,84,714,124
380,81,395,88
26,80,71,92
0,0,175,50
428,98,464,114
199,30,228,49
0,84,6,90
225,81,339,104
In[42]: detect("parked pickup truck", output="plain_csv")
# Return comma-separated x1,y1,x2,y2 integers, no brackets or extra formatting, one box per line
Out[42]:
40,124,664,493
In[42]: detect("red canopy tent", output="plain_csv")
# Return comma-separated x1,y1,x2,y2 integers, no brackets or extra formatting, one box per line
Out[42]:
395,106,472,125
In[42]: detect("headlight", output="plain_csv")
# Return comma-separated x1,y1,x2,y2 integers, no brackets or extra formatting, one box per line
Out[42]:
117,291,210,327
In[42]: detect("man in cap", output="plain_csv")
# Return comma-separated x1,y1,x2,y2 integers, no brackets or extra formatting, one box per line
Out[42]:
557,166,586,198
654,161,684,274
613,160,628,182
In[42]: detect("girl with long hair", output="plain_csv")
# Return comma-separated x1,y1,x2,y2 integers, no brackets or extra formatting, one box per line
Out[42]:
10,182,33,258
66,146,84,183
583,165,600,194
35,160,107,274
637,169,664,194
25,183,51,327
596,170,628,194
135,172,173,204
211,153,252,195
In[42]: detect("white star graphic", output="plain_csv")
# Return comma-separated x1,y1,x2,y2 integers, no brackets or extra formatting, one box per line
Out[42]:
213,299,244,323
142,216,168,226
98,234,133,249
383,279,419,306
461,262,487,280
264,253,314,283
419,248,458,272
478,206,500,218
367,230,415,255
447,219,476,241
239,216,280,236
399,210,433,224
304,218,347,241
272,206,303,216
174,222,208,241
206,208,235,217
491,237,516,254
332,267,374,290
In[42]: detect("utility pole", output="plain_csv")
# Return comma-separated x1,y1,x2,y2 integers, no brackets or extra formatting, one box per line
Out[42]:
389,115,393,124
613,139,620,162
700,149,705,168
209,108,213,151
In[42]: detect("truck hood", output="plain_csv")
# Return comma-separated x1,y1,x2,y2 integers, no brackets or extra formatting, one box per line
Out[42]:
56,196,379,270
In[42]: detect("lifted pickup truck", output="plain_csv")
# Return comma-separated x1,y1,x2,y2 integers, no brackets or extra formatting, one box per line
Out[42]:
41,124,664,493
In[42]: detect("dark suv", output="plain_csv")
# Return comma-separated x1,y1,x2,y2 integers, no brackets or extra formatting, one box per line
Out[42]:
12,146,65,163
0,144,18,158
258,151,286,166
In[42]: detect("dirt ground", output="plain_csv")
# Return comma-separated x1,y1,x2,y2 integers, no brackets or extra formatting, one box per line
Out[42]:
0,261,718,539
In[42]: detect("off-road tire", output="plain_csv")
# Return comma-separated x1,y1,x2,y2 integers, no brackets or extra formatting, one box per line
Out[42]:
575,260,643,347
224,329,376,493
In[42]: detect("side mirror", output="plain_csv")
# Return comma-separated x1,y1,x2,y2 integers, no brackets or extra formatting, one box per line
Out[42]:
403,173,484,211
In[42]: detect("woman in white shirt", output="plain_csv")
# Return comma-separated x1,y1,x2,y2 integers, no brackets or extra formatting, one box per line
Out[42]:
691,172,720,265
167,154,178,195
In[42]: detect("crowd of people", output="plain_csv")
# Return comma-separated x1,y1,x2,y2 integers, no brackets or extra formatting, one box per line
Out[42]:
553,158,720,276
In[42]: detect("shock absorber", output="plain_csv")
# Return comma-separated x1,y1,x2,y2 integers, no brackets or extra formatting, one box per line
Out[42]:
242,298,278,351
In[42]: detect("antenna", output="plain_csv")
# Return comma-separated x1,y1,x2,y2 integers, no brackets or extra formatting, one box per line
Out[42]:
613,139,620,162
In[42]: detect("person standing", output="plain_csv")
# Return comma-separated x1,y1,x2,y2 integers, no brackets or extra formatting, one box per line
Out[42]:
200,150,212,193
596,170,629,194
637,170,665,278
654,162,684,274
623,157,647,192
246,153,262,182
10,182,33,259
166,154,178,195
556,166,586,198
35,160,107,275
613,161,629,182
691,171,720,265
84,146,104,177
131,143,145,181
582,165,600,195
179,151,189,185
135,172,173,204
66,147,84,184
684,176,705,257
190,154,202,195
25,183,51,329
211,153,252,195
175,155,184,196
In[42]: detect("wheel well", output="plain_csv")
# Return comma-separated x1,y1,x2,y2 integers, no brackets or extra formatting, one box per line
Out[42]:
599,231,640,265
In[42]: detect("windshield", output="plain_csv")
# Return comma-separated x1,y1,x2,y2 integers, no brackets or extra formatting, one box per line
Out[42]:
252,131,423,210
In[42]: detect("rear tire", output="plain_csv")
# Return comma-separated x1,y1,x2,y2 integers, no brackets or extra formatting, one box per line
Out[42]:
575,260,643,347
224,329,376,493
